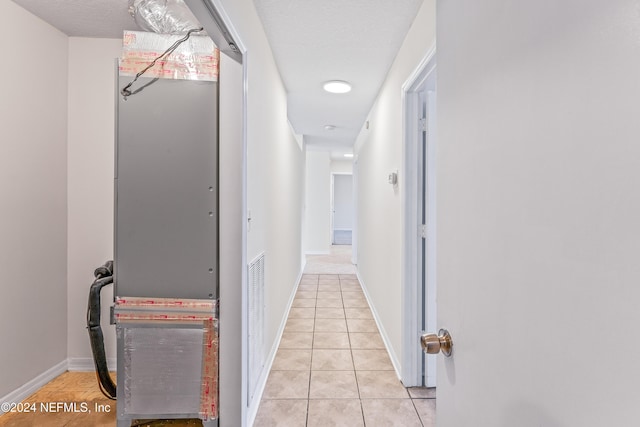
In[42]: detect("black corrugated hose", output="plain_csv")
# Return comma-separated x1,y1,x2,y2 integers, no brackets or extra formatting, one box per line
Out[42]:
87,260,117,400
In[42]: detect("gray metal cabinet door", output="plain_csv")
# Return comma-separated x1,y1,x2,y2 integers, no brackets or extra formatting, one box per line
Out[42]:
115,77,218,299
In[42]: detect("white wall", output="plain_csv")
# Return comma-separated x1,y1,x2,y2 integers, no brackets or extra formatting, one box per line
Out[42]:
0,1,68,398
305,150,331,253
215,1,306,424
354,0,436,374
437,1,640,425
67,37,121,367
331,159,353,174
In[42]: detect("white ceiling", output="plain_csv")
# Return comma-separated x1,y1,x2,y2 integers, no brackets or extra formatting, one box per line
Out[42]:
253,0,423,150
11,0,423,152
11,0,139,38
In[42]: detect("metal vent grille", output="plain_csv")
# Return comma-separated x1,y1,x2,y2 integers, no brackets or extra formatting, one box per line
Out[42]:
247,252,265,404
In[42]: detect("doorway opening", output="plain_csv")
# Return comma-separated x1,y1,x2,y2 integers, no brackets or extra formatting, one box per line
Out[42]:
402,49,437,388
331,173,354,245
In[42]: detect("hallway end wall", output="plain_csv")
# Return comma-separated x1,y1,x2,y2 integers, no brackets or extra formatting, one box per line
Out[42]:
354,0,436,376
331,159,354,175
0,1,69,399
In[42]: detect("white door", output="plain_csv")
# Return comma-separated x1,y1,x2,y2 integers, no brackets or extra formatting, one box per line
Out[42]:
436,1,640,426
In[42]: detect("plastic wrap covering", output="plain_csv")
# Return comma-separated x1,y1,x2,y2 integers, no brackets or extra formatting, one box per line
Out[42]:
120,30,219,82
129,0,203,35
115,297,218,421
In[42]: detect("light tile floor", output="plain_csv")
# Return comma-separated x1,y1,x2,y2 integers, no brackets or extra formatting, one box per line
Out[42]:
254,272,436,426
303,246,357,275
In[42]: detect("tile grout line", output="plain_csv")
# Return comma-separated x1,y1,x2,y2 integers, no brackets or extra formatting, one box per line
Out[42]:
342,274,368,427
305,276,318,427
410,397,426,427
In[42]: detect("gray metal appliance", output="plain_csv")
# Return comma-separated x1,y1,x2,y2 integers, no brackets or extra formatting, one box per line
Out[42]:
113,72,219,427
84,3,241,425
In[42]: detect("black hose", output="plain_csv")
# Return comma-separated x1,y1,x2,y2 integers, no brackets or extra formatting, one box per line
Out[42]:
94,260,113,279
87,260,117,400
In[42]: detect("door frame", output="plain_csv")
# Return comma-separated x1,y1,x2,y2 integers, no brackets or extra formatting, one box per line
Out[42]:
401,46,437,387
197,0,249,424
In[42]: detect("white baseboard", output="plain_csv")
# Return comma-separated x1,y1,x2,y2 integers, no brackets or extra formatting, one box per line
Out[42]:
0,359,68,414
246,268,303,427
357,271,402,380
67,357,116,372
305,251,331,255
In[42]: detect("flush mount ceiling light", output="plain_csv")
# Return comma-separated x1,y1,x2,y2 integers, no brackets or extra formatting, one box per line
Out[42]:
324,125,336,131
323,80,352,94
344,153,354,158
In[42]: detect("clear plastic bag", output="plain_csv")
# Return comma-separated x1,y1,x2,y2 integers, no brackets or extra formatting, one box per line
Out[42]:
128,0,204,35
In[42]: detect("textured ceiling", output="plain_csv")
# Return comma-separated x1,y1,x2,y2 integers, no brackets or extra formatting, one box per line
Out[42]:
11,0,139,38
253,0,423,150
11,0,423,152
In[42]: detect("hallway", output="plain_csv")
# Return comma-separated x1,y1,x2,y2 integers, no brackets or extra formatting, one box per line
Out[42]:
254,247,435,426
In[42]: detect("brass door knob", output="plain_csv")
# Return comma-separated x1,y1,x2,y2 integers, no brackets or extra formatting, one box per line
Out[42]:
420,329,453,357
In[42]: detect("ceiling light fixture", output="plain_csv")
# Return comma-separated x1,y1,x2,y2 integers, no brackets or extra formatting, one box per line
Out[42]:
324,125,336,131
323,80,352,94
344,153,354,158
